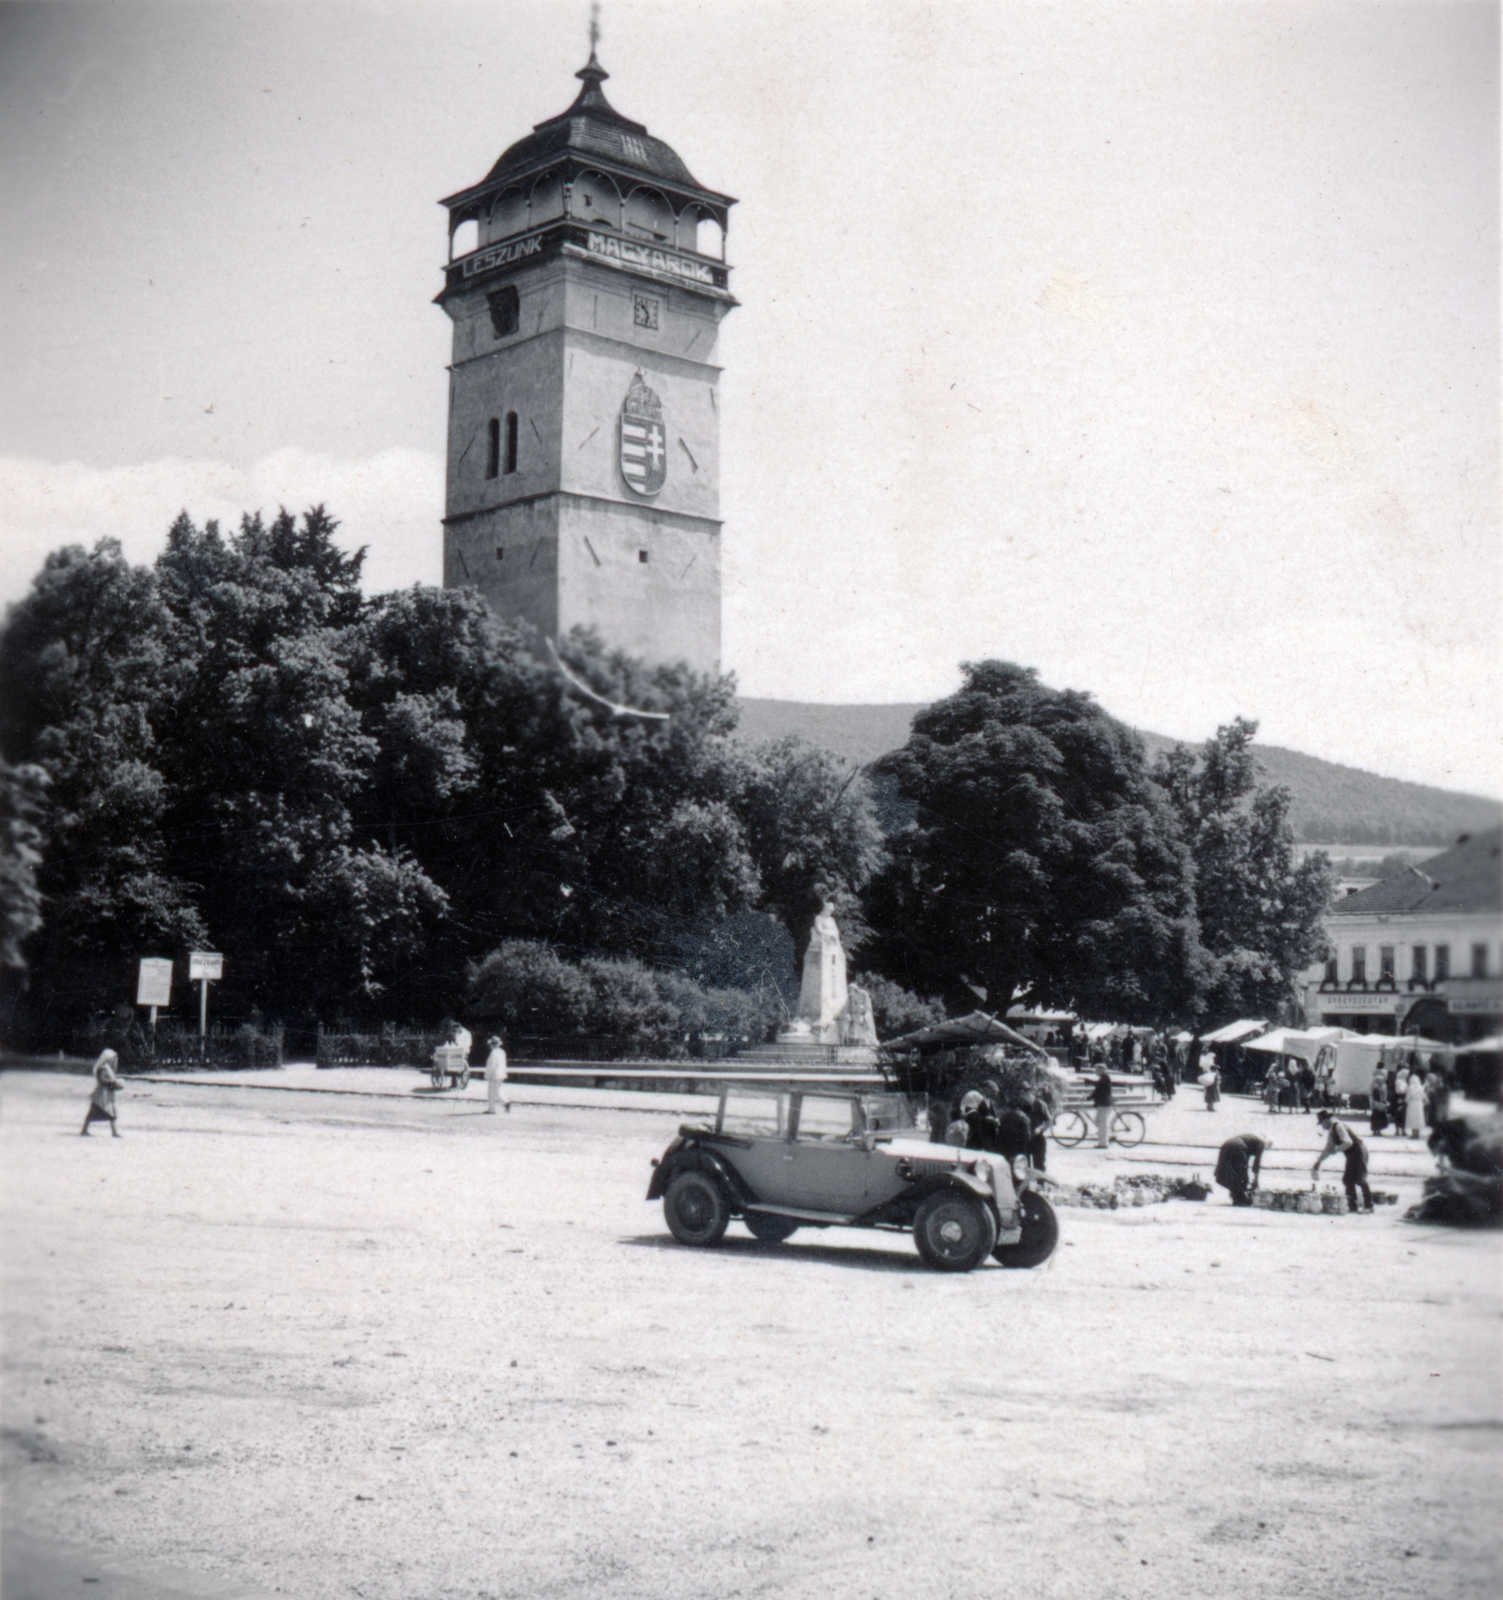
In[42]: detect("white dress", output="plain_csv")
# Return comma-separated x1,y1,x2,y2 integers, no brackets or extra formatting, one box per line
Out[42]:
1404,1075,1427,1137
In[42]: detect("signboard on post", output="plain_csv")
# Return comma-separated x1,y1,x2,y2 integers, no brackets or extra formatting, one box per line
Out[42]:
188,951,224,1053
136,958,173,1008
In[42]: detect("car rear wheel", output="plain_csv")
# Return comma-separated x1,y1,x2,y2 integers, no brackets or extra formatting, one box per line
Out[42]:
993,1190,1060,1269
744,1213,799,1243
664,1170,731,1247
913,1189,998,1272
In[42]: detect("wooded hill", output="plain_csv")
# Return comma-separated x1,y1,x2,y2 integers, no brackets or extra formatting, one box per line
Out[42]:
736,699,1500,847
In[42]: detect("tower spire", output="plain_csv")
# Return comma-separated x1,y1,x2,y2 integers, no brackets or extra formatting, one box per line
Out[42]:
573,2,610,105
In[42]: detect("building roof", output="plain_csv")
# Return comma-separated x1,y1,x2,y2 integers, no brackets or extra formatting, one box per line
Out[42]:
1329,826,1503,917
451,55,731,208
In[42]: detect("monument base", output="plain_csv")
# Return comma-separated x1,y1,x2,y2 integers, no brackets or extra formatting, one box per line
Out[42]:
736,1041,881,1069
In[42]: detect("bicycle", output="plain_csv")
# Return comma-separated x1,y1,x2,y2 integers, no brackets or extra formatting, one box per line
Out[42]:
1051,1107,1146,1148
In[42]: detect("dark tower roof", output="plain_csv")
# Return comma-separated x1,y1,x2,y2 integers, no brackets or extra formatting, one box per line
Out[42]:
444,54,734,211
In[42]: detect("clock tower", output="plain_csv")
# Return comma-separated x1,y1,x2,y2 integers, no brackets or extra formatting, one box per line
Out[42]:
437,48,735,673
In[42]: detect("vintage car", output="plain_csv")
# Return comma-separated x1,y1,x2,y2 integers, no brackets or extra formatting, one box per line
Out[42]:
647,1086,1059,1272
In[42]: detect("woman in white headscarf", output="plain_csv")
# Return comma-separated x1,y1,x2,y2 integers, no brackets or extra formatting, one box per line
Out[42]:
1404,1065,1427,1137
80,1049,123,1137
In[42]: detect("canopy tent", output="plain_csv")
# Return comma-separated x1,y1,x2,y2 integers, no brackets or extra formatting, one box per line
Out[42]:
1171,1030,1196,1044
1005,1008,1076,1024
1244,1028,1305,1056
883,1010,1049,1058
1202,1019,1270,1046
1456,1035,1503,1054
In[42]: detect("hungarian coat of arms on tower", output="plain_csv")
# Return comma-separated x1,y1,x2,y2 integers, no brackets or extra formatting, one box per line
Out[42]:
619,374,667,497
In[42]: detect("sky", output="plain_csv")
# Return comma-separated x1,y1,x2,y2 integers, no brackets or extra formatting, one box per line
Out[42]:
1,0,1498,796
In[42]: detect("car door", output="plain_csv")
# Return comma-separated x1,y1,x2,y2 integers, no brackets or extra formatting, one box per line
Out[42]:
766,1094,890,1215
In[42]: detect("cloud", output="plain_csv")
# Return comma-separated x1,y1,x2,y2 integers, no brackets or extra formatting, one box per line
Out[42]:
0,448,444,608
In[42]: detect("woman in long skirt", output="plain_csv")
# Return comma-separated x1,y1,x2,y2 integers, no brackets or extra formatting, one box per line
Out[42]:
1404,1069,1427,1137
80,1049,122,1137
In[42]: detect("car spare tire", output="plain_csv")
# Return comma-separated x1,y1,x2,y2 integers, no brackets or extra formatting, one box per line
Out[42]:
664,1169,731,1247
993,1190,1060,1269
913,1189,998,1272
744,1213,799,1243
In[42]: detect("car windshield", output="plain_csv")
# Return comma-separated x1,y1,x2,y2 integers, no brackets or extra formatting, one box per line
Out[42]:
717,1089,788,1138
858,1094,915,1134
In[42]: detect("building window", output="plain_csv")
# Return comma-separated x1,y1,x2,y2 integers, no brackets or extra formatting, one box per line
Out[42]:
504,412,519,474
1324,956,1338,985
485,418,500,479
638,549,649,564
1379,945,1394,981
1412,945,1427,981
1473,943,1489,979
495,547,504,561
1350,946,1366,985
488,285,520,338
1434,944,1450,981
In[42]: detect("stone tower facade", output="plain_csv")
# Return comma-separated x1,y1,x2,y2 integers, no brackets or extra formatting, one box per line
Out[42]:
437,52,736,673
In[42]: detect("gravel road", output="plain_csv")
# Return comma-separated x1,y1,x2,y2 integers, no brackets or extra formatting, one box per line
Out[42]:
4,1071,1499,1600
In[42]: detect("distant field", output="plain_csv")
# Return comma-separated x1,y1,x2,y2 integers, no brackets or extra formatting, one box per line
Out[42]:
736,698,1501,848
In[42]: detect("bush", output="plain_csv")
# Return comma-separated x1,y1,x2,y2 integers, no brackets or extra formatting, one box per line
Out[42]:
581,956,679,1043
465,939,777,1056
467,941,592,1035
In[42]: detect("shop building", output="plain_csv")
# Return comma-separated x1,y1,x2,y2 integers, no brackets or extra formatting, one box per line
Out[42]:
1301,827,1502,1043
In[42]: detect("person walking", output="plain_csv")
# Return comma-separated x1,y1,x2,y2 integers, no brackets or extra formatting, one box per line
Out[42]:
1313,1110,1374,1213
1200,1053,1221,1112
80,1048,123,1137
1091,1066,1115,1148
485,1033,510,1114
1404,1067,1427,1137
1214,1133,1271,1206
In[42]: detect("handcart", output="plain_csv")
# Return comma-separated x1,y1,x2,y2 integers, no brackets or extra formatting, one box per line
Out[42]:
430,1044,470,1090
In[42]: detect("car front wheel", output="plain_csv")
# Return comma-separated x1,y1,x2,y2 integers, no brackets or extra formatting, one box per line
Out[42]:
993,1190,1060,1269
913,1189,998,1272
664,1170,731,1247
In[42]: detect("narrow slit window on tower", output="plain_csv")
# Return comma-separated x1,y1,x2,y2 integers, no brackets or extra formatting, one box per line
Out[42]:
487,285,519,338
504,412,519,474
486,418,500,479
638,549,649,564
495,547,505,562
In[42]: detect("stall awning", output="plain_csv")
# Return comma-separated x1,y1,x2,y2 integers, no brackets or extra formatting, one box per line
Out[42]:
1457,1035,1503,1054
1244,1028,1302,1055
1202,1019,1270,1045
884,1010,1048,1056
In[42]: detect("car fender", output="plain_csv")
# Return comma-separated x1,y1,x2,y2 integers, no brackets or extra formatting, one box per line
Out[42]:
649,1143,754,1207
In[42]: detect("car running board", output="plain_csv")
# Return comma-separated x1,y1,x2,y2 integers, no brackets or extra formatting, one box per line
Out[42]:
744,1203,857,1225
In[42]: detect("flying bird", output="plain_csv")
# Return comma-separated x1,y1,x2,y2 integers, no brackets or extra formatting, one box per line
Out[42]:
546,640,670,721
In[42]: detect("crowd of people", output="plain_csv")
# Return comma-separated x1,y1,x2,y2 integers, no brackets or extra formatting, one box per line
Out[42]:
1366,1053,1450,1139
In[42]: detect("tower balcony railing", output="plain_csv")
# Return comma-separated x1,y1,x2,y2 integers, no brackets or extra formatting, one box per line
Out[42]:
442,217,732,298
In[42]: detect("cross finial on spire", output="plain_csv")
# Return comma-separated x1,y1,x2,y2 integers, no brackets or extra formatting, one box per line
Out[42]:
589,2,601,55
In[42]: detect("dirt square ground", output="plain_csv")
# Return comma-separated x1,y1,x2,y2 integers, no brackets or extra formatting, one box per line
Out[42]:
3,1070,1499,1600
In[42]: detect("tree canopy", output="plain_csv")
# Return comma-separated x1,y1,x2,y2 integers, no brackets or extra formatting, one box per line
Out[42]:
0,512,882,1046
1152,717,1332,1023
859,660,1205,1025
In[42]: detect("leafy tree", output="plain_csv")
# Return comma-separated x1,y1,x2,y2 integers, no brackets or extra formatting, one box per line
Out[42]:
1152,718,1332,1023
732,735,886,970
860,660,1204,1024
0,760,47,971
0,541,206,1039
